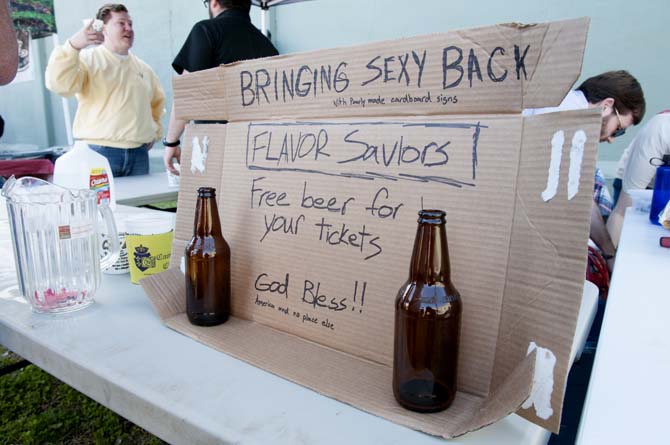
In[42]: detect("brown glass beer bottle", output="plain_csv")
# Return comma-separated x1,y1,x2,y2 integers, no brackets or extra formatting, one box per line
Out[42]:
393,209,462,412
185,187,230,326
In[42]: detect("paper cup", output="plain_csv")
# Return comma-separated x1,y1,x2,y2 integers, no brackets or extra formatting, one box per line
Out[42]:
82,18,103,32
125,214,175,284
167,163,181,187
167,170,180,187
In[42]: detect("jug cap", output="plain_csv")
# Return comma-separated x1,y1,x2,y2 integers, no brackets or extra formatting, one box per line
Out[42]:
71,140,90,151
650,155,670,167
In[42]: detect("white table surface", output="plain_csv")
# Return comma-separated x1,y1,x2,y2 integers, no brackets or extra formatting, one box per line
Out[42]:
577,208,670,444
115,172,178,207
0,205,597,445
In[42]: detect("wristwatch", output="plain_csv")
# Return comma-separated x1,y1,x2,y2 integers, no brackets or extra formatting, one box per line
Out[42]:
162,138,180,147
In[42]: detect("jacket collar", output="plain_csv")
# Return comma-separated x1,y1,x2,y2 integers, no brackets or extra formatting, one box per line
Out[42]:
214,8,251,21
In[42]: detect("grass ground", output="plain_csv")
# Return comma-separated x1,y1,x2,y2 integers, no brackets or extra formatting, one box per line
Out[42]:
140,200,178,212
0,346,165,445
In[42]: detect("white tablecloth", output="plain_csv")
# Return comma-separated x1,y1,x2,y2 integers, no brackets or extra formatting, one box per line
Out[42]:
577,208,670,444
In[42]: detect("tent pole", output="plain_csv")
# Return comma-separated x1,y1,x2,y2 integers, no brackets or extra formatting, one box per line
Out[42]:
51,34,73,146
261,8,268,36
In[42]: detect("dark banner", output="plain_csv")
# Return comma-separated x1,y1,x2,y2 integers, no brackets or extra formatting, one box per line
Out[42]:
10,0,56,39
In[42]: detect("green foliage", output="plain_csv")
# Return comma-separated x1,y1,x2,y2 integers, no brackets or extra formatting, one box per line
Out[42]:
10,0,57,37
11,11,55,27
0,347,165,445
11,0,51,4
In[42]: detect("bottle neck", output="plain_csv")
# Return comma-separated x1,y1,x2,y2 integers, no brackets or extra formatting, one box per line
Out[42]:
193,196,222,236
72,141,88,152
409,222,451,283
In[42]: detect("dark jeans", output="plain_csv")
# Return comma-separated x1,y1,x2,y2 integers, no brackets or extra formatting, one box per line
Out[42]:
89,144,150,177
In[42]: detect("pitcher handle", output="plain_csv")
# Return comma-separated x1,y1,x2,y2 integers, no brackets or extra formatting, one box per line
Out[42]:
98,204,120,270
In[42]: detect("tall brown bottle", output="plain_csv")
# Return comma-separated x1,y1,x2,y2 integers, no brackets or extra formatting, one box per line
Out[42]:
393,209,462,412
185,187,231,326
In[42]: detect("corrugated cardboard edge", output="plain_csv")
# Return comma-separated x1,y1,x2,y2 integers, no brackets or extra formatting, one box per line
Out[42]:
141,268,536,438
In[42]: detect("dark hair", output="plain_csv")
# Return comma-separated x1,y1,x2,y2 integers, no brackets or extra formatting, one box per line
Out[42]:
219,0,251,13
96,4,129,23
577,70,646,125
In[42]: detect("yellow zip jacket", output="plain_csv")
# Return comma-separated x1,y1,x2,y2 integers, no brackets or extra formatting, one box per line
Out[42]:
45,41,165,149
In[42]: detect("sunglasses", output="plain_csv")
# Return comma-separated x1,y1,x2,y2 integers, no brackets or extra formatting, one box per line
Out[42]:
202,0,209,7
612,108,626,138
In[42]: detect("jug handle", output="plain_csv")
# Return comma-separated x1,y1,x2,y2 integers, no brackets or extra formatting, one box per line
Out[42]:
98,204,120,270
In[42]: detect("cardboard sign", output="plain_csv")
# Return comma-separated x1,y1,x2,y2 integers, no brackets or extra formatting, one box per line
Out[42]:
173,19,587,120
143,17,599,437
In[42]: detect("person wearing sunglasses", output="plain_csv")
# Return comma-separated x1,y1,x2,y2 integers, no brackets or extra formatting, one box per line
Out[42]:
524,70,645,143
162,0,278,176
524,70,646,275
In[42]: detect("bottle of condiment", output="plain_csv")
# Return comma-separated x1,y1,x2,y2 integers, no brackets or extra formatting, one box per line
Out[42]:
393,209,462,412
650,154,670,225
185,187,230,326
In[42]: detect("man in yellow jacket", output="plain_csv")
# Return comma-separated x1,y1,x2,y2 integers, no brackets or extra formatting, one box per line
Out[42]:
46,3,165,177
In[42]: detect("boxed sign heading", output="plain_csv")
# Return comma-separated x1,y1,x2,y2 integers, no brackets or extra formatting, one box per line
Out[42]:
143,17,599,437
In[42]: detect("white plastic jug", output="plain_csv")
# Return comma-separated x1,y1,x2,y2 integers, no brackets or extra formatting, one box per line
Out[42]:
53,141,116,210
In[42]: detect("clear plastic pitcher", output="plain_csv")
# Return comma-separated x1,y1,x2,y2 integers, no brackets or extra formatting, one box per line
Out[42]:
1,176,119,313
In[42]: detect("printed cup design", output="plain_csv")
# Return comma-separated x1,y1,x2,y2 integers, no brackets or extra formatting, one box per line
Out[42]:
133,244,153,272
126,231,174,284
